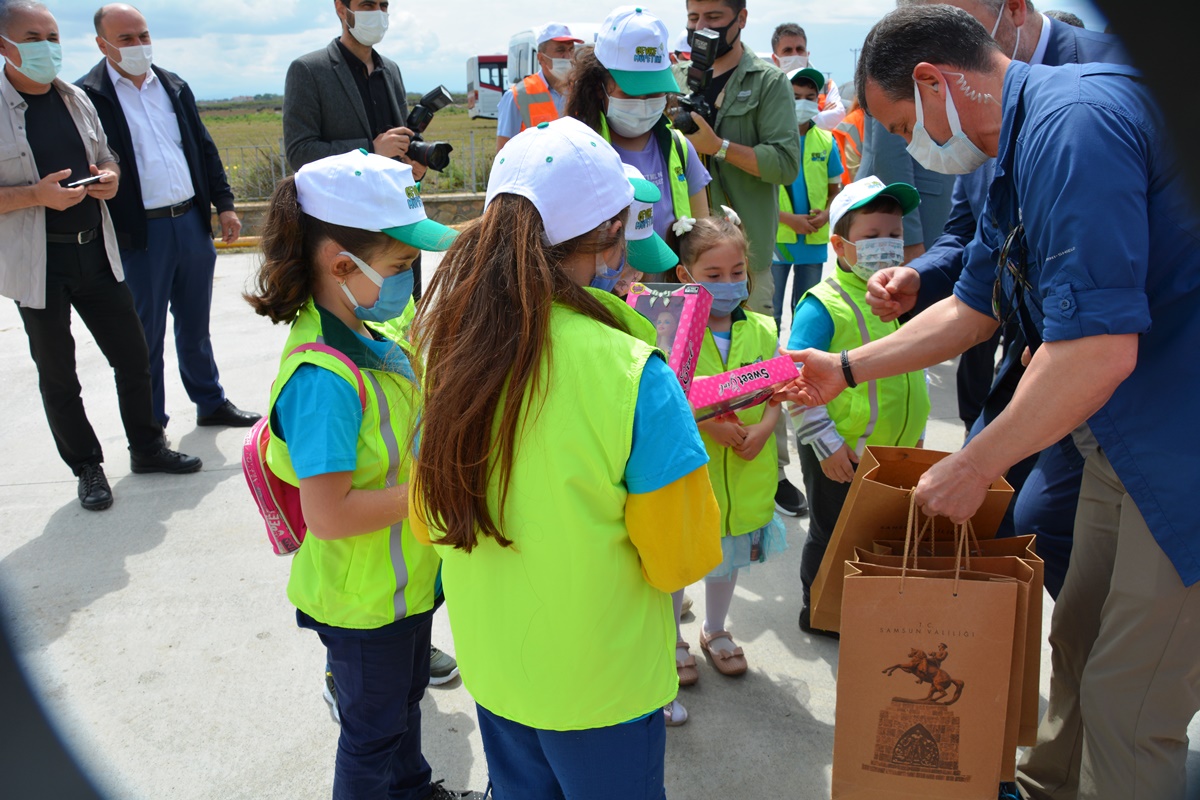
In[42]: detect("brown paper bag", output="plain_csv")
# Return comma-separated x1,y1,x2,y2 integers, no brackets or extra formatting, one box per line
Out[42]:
869,534,1044,745
852,547,1034,765
833,561,1019,799
809,446,1014,633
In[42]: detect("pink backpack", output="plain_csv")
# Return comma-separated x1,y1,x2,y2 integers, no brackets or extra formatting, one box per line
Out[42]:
242,343,367,555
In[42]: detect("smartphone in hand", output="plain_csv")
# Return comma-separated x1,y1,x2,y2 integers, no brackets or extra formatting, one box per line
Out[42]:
66,175,103,188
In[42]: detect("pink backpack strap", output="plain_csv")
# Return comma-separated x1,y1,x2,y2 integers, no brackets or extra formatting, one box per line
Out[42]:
289,342,368,411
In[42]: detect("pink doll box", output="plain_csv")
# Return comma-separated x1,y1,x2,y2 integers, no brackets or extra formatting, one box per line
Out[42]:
688,355,800,422
626,283,713,396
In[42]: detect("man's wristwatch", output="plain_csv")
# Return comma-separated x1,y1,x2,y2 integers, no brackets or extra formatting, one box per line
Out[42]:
714,138,730,160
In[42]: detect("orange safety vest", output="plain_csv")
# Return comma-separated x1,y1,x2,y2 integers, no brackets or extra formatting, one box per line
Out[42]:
831,107,865,186
511,74,559,131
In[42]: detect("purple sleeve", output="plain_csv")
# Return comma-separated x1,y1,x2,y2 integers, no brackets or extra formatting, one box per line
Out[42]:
683,138,711,195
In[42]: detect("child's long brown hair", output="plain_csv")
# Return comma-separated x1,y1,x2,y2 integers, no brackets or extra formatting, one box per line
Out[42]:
412,194,628,552
245,177,398,324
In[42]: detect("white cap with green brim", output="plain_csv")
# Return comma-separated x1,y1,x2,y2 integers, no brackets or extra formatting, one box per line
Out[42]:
294,149,459,251
595,6,680,96
487,117,659,246
622,163,679,272
828,174,921,234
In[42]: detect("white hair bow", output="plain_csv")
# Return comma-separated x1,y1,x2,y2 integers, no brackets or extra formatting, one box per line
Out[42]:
720,205,741,226
672,216,697,237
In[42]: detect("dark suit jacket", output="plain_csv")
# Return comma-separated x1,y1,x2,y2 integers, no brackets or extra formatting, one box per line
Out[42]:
78,62,235,252
283,39,408,171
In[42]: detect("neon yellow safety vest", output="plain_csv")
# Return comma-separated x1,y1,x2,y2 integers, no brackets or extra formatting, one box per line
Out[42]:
428,303,677,731
777,125,836,247
695,309,778,536
266,300,440,630
599,114,692,225
585,286,658,348
805,270,931,451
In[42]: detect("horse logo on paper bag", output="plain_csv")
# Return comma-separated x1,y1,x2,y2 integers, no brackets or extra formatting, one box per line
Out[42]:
863,643,971,782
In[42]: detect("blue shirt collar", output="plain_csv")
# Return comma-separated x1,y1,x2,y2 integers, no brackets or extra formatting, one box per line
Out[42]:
995,61,1033,178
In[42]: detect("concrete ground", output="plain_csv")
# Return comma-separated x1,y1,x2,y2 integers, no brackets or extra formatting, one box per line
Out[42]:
0,251,1196,799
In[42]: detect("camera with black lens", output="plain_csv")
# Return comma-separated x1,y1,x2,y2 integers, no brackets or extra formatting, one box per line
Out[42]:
670,28,720,135
405,86,455,172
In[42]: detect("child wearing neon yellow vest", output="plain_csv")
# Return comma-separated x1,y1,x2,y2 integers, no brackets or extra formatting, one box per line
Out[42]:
245,151,481,800
664,210,790,727
772,66,844,332
785,175,931,639
408,117,721,799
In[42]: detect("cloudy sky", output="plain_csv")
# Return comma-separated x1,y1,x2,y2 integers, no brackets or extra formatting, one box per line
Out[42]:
43,0,1112,100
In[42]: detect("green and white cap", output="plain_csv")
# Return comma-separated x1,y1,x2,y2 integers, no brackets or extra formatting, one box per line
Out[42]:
595,6,679,96
829,174,921,233
294,149,458,251
488,117,658,246
787,66,827,91
622,163,678,272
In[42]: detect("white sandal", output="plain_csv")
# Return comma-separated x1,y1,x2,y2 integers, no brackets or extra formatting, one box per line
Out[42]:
663,698,689,727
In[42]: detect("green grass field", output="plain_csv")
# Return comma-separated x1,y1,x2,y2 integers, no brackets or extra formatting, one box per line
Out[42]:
200,101,499,198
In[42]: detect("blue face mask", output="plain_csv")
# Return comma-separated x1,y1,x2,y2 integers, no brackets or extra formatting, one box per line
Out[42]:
590,248,627,292
1,36,63,85
339,251,413,322
700,280,749,316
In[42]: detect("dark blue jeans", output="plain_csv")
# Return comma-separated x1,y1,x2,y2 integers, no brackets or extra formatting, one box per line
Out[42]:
298,609,433,800
120,207,225,426
770,262,823,331
477,704,666,800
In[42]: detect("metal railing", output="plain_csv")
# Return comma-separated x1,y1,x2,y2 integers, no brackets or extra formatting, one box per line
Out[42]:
218,132,494,201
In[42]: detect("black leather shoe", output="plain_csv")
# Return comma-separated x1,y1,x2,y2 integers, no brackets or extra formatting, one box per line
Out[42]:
196,400,262,428
799,605,840,640
77,464,113,511
130,445,203,474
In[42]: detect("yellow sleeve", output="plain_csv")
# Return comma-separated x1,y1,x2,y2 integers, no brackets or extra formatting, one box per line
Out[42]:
626,466,723,593
408,482,433,546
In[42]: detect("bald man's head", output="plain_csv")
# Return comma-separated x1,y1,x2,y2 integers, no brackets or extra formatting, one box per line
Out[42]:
93,4,144,39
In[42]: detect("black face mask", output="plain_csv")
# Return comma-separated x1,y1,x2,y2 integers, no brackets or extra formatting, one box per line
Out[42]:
689,18,742,59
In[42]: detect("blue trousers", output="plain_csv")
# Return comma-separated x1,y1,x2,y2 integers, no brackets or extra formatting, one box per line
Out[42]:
120,207,225,426
299,610,434,800
770,262,823,331
477,704,666,800
1012,440,1085,599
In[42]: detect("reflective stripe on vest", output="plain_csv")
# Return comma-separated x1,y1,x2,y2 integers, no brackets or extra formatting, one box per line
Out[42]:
695,309,778,536
267,300,439,629
777,125,835,247
599,114,692,224
429,305,675,730
512,74,558,130
804,272,930,453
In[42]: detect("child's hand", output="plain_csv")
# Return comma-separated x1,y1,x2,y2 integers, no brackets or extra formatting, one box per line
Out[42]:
809,209,829,229
820,444,859,484
788,213,818,235
699,415,748,449
732,420,772,461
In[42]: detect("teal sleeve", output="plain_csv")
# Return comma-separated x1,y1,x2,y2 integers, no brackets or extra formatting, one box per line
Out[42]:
272,365,361,479
786,295,835,352
625,355,709,494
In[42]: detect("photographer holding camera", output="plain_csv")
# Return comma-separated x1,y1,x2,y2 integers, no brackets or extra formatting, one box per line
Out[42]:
676,0,803,516
675,0,799,315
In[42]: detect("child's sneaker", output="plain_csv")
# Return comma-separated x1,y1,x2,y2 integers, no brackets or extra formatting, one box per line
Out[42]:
430,645,460,686
775,477,809,516
322,665,340,725
428,779,489,799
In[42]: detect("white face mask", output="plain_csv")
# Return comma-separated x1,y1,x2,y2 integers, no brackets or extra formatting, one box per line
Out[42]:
606,95,667,137
545,57,573,82
346,9,388,47
794,98,819,125
906,77,990,175
776,54,808,72
105,40,152,76
990,10,1022,60
845,237,904,281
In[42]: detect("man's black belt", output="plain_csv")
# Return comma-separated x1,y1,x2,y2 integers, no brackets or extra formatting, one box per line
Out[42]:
146,198,194,220
46,227,100,245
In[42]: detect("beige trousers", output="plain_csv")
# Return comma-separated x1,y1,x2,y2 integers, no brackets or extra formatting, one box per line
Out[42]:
1016,448,1200,800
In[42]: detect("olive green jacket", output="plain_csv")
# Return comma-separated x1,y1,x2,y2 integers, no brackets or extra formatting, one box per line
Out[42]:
708,50,801,275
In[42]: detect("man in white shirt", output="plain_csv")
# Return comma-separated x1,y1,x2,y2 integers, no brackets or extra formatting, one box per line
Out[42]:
78,3,259,430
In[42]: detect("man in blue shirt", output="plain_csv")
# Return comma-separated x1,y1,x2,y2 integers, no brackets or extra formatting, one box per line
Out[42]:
865,0,1131,598
782,6,1200,799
